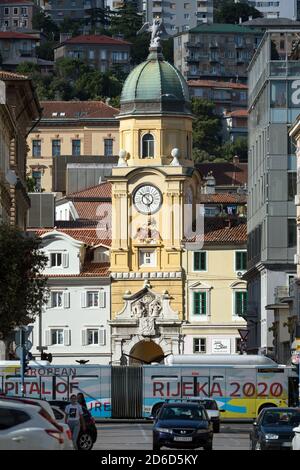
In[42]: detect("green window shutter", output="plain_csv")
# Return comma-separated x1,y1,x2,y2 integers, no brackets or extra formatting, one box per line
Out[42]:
235,292,242,316
194,252,200,271
194,292,207,315
243,291,248,315
235,252,241,271
194,252,206,271
201,292,206,315
194,292,200,314
242,252,247,270
236,252,247,271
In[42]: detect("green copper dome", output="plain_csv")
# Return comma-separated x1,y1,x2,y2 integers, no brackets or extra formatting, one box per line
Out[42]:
120,48,191,116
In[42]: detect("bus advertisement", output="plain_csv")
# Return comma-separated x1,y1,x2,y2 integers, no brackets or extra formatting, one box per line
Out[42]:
0,355,298,420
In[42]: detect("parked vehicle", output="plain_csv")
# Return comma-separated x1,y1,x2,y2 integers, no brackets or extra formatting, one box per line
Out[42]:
0,396,73,450
0,399,64,450
292,423,300,450
250,407,300,450
49,400,97,450
152,402,213,451
187,398,224,433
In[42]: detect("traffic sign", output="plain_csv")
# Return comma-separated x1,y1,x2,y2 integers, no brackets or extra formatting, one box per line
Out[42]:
238,329,249,341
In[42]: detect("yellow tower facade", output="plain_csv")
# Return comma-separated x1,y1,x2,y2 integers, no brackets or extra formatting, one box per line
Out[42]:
109,43,202,364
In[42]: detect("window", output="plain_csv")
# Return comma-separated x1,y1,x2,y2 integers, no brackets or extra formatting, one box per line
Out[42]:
235,251,247,271
87,329,99,345
51,329,64,345
32,139,41,157
89,50,95,59
32,171,41,191
51,291,63,308
288,172,297,201
72,139,81,156
50,252,62,267
13,7,18,14
100,49,107,60
142,133,154,158
234,291,247,316
4,7,9,15
0,409,30,430
193,338,206,353
270,81,286,108
104,138,113,156
52,139,61,157
139,250,156,267
193,252,207,271
21,7,27,14
288,218,297,247
87,291,99,308
193,292,206,315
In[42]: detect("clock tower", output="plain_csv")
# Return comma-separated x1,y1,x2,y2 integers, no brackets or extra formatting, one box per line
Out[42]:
109,37,202,364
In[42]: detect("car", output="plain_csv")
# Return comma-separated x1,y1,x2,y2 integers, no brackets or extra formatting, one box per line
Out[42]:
152,398,224,433
250,407,300,450
152,402,213,451
0,396,73,450
187,398,224,433
292,423,300,450
49,400,97,450
0,399,64,450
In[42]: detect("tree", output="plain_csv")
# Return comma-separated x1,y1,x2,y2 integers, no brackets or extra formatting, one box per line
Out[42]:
59,18,84,36
219,137,248,162
214,0,262,24
32,11,59,41
35,41,57,61
192,98,222,160
110,3,143,40
0,224,48,351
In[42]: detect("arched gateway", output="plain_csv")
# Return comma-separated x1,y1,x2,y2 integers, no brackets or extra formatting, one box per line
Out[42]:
129,340,164,364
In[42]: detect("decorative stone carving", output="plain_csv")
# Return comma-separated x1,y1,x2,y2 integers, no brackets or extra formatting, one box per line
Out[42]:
137,18,169,49
134,218,161,244
112,285,179,337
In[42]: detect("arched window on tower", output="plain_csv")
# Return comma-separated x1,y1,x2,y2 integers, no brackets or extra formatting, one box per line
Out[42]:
142,133,155,158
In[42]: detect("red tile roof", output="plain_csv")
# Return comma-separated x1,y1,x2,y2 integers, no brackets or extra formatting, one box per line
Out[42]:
40,101,119,119
226,109,248,117
68,181,112,199
188,80,248,90
34,228,111,246
0,32,37,40
45,262,110,278
0,70,29,80
73,201,112,223
199,193,247,204
197,162,248,187
186,218,247,245
60,34,131,46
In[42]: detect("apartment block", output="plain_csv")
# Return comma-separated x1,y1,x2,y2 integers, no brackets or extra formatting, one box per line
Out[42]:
38,0,105,24
246,28,300,355
145,0,213,36
174,23,263,81
0,0,39,31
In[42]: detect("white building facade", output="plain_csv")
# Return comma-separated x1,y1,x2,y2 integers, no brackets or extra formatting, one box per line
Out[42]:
30,229,111,365
246,0,300,20
145,0,213,35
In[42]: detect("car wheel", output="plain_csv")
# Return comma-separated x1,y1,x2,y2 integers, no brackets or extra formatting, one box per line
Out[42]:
255,442,262,451
203,441,213,451
153,442,161,451
213,423,220,433
78,432,94,451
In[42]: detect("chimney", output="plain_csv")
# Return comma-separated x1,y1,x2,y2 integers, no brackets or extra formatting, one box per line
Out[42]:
248,15,253,21
204,171,216,194
239,17,242,24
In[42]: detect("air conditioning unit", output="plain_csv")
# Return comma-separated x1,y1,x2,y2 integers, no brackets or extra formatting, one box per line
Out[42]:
237,271,243,278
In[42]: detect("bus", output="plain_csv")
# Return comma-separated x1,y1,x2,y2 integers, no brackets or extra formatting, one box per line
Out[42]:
0,355,298,420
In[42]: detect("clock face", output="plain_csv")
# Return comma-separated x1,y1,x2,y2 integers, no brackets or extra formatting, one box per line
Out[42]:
133,185,162,214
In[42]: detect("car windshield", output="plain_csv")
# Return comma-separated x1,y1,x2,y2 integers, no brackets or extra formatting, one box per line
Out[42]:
198,400,218,410
160,406,205,421
262,410,300,427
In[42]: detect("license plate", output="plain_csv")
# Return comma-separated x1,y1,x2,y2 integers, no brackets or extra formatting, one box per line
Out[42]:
173,437,193,442
282,442,291,447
